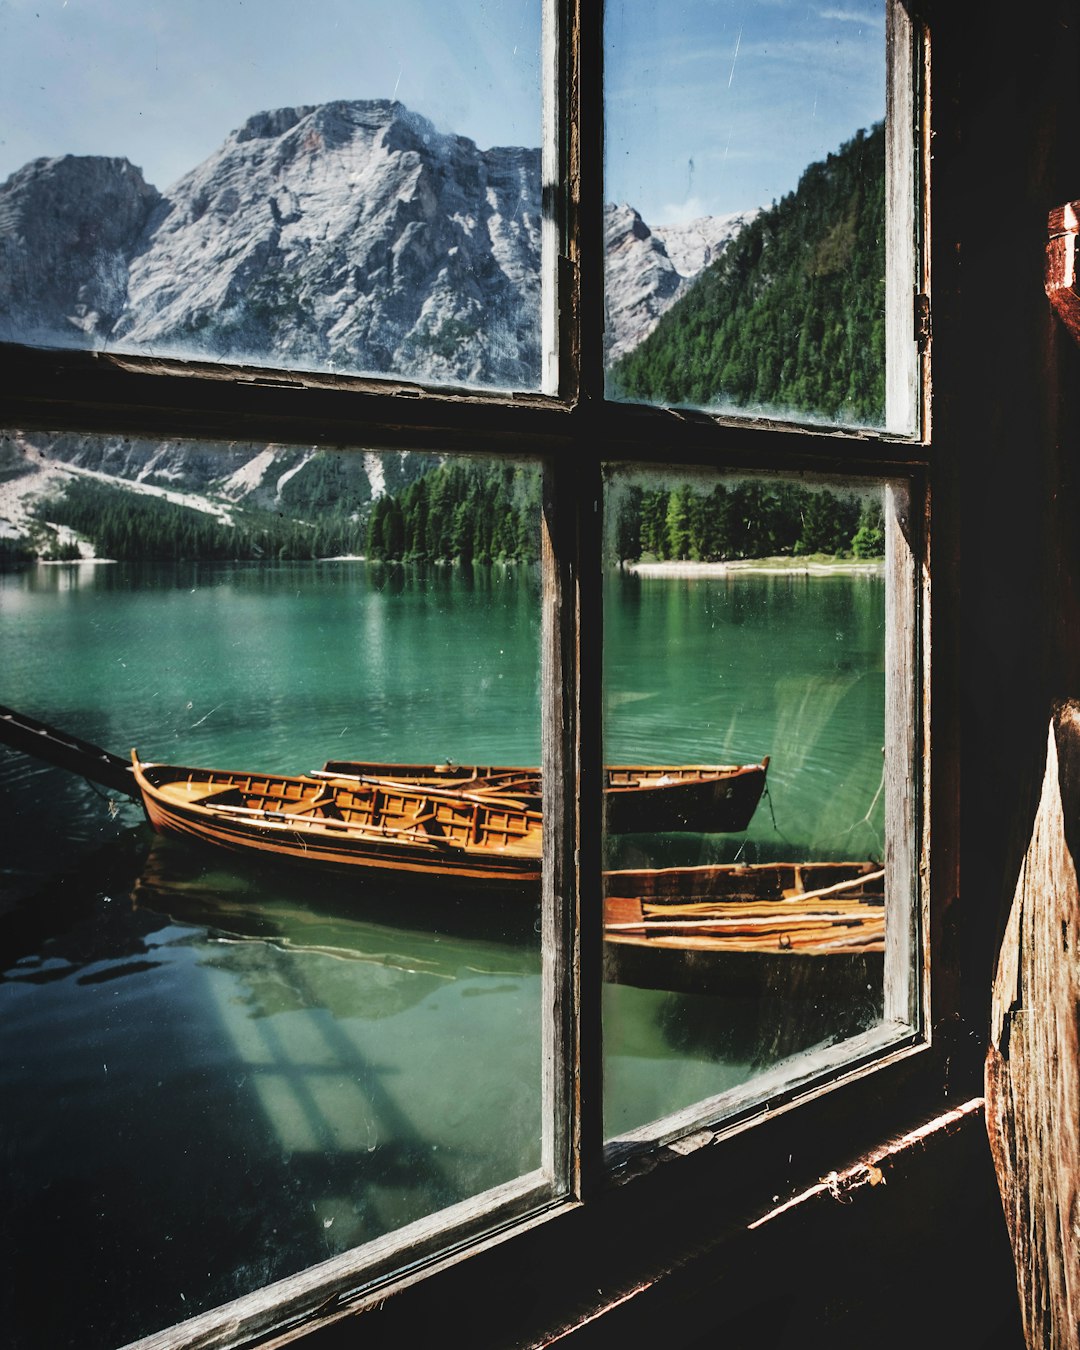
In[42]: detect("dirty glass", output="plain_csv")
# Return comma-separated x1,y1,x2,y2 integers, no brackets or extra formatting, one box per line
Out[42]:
604,0,890,430
0,430,545,1348
601,465,904,1140
0,1,543,392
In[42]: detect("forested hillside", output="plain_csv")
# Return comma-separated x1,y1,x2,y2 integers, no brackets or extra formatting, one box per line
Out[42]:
365,460,542,564
610,123,886,424
32,479,368,562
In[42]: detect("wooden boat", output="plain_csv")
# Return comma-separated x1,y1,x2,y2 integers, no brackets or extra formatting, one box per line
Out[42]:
129,751,769,893
0,702,767,836
602,860,885,996
130,753,543,893
319,756,770,834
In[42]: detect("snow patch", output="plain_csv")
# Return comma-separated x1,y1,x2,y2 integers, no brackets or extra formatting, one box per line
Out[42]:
275,451,315,496
219,447,277,498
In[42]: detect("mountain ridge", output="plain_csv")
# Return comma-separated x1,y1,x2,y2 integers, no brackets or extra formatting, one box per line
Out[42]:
0,97,743,385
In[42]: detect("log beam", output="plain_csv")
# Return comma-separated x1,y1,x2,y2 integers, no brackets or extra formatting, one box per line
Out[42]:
985,702,1080,1350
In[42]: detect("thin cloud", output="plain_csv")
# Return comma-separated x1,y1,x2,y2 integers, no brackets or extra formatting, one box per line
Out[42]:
817,7,886,28
657,197,712,225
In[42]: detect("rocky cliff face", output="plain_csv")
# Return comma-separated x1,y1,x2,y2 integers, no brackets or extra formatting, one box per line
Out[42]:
113,101,543,388
1,101,543,388
0,155,160,346
1,98,752,389
603,205,760,363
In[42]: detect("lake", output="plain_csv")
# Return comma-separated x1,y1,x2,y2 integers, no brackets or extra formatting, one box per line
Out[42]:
0,559,887,1348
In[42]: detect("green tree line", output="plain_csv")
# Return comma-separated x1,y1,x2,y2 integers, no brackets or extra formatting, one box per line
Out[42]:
611,123,886,424
26,471,881,566
611,481,884,563
0,536,36,566
366,459,542,564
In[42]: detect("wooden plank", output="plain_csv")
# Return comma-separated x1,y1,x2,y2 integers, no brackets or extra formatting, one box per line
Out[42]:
885,0,919,435
884,480,922,1027
0,702,138,798
985,704,1080,1350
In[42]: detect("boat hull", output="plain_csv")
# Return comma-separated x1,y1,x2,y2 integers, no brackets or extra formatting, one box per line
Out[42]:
320,758,770,834
132,757,542,894
603,941,884,1003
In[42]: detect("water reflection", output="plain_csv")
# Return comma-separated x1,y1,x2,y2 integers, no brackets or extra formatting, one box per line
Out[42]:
1,556,894,1344
0,829,542,1348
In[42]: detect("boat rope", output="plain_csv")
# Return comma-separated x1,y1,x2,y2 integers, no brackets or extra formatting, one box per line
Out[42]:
761,778,796,848
838,757,885,850
731,779,794,863
84,776,121,818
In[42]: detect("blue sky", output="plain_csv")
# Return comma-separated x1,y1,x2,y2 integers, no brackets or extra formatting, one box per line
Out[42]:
0,0,883,223
606,0,885,223
0,0,542,190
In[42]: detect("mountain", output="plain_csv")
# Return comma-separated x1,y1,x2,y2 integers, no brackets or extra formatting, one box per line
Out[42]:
603,205,758,363
0,111,888,560
0,155,161,346
610,123,886,425
1,101,543,388
0,98,753,558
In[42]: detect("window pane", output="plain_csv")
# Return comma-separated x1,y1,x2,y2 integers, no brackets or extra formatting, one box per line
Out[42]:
0,431,546,1346
601,466,914,1140
604,1,897,430
0,2,543,393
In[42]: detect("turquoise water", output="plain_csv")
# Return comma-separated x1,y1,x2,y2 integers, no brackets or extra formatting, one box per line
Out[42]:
0,559,886,1348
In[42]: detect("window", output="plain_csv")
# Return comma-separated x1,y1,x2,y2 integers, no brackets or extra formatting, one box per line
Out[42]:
600,467,918,1146
0,2,928,1346
0,1,545,393
603,0,914,432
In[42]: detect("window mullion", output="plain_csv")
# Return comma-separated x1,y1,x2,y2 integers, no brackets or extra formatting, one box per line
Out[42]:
572,0,607,405
563,0,607,1197
575,450,607,1196
886,0,921,436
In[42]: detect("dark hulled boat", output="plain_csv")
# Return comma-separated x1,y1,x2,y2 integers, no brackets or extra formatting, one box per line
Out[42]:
319,756,770,834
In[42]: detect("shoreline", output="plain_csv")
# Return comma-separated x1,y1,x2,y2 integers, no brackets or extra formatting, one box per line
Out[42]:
11,555,885,575
623,557,885,578
38,556,117,566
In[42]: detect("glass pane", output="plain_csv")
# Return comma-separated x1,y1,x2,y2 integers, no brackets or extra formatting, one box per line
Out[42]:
601,465,910,1140
0,431,545,1347
604,0,892,429
0,2,543,393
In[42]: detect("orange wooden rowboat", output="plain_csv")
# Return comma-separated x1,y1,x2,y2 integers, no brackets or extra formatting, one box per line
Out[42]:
602,859,885,996
130,753,543,892
604,860,884,953
130,753,769,893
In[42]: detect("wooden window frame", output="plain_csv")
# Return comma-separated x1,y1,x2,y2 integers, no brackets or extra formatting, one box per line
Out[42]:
0,2,950,1346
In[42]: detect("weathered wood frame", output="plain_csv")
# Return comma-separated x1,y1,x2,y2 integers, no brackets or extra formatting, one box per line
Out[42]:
0,2,940,1346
